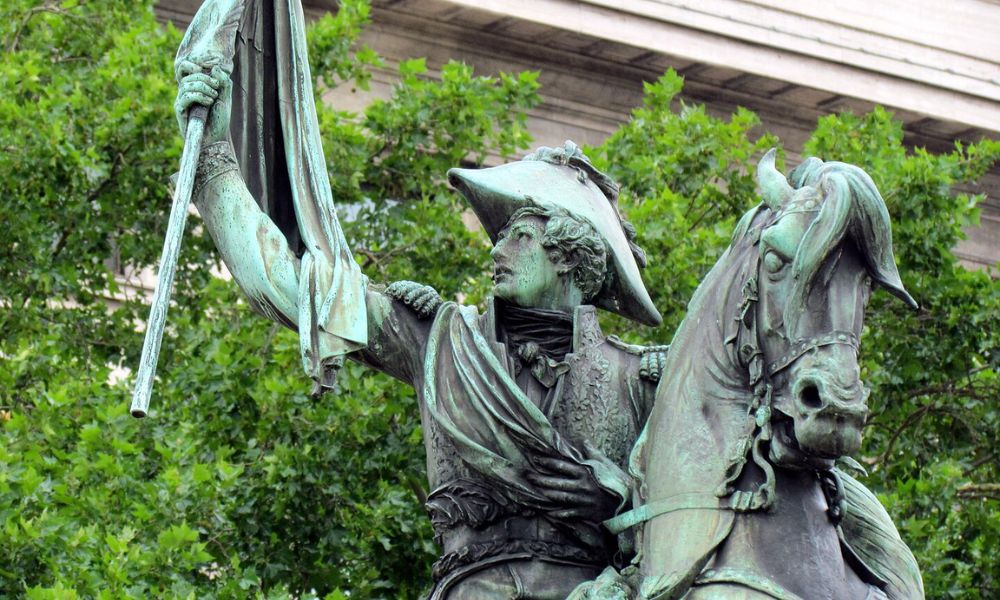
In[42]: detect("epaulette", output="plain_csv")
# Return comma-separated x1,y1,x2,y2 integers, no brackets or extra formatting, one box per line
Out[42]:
606,336,670,383
639,347,669,383
385,280,443,319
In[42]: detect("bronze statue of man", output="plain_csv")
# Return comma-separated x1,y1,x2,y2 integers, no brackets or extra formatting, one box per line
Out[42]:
176,44,667,599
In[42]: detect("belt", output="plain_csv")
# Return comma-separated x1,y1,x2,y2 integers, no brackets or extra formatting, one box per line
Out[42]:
432,537,601,582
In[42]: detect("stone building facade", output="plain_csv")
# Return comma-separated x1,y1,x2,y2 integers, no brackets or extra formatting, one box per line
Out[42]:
157,0,1000,269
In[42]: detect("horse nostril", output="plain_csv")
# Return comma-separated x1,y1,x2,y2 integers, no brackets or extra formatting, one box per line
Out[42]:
799,384,822,409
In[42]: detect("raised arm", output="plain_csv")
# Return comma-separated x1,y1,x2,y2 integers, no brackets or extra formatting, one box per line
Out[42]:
176,64,432,385
177,63,300,326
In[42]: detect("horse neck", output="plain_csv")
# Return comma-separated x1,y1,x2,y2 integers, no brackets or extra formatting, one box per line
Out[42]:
638,239,770,585
663,243,754,401
645,240,758,500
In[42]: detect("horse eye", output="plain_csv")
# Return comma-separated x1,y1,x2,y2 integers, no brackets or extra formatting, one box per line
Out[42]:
763,250,786,273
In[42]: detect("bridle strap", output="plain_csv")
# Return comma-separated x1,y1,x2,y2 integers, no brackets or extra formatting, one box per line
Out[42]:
765,330,859,377
603,493,724,535
608,221,861,535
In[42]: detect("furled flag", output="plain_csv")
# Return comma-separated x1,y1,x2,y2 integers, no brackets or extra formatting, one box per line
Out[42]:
199,0,368,391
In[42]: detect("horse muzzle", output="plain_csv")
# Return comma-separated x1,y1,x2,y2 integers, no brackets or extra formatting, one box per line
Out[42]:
784,369,869,459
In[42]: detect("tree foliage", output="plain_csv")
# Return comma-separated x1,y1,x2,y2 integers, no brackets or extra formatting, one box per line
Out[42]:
803,110,1000,598
1,1,998,598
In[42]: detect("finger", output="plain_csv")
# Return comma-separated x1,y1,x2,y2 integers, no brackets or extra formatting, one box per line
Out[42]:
549,508,589,520
210,66,232,95
180,73,217,87
175,59,202,80
535,489,591,505
214,68,233,100
179,81,219,99
527,473,590,493
178,91,216,109
533,456,586,477
416,292,439,313
414,292,432,310
174,97,189,121
210,65,227,85
220,69,233,95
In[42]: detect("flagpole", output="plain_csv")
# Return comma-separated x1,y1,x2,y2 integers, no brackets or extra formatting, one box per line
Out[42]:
130,0,245,418
130,106,208,418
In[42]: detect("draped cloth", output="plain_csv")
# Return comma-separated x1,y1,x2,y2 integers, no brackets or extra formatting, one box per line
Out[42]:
422,303,630,509
228,0,367,385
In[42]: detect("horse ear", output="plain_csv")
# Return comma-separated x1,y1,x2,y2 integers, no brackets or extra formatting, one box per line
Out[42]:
756,148,793,210
874,267,919,309
861,239,919,310
731,204,765,244
841,168,920,310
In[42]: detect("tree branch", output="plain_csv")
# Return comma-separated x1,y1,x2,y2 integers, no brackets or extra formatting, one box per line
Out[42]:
353,243,415,275
965,452,997,475
956,483,1000,501
874,402,933,466
6,3,75,53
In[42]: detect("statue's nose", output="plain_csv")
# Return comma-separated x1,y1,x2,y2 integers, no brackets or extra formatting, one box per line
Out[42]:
794,375,868,422
490,236,508,260
798,380,822,409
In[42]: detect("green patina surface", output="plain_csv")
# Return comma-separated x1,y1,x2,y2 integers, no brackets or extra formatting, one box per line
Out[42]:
173,2,923,598
179,10,664,589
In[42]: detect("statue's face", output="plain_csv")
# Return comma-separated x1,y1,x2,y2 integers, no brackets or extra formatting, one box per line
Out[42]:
490,215,564,308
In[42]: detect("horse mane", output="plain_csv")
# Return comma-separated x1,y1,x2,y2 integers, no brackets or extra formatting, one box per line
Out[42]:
787,159,917,313
688,206,766,380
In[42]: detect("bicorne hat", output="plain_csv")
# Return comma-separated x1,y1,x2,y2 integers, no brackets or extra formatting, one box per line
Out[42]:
447,141,662,327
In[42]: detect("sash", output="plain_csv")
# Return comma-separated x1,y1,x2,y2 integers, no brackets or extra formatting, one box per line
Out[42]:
421,302,629,510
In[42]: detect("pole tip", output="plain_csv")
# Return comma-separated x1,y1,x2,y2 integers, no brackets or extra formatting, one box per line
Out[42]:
131,408,147,419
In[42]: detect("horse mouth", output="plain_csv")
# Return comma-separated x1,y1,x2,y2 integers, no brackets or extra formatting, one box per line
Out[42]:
780,367,868,459
789,408,864,459
770,418,837,469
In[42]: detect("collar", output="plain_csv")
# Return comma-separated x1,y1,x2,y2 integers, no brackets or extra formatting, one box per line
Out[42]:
482,298,605,353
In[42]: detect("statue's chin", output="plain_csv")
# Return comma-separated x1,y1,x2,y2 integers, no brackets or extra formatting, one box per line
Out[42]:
492,282,528,307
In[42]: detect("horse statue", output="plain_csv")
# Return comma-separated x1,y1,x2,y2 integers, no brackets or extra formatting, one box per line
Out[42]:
576,151,925,600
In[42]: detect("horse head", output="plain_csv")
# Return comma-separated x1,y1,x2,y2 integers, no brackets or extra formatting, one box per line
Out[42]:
750,149,917,468
627,151,923,600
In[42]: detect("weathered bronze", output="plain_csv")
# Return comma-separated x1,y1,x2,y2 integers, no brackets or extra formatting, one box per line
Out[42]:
165,2,924,598
173,2,668,597
572,151,924,599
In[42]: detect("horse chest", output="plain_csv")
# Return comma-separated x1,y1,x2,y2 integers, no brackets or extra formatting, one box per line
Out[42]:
712,474,872,600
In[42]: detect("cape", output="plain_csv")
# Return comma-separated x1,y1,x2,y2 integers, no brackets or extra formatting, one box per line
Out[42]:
422,302,631,509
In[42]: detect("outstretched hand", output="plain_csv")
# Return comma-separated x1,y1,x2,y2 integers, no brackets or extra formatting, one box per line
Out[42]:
174,59,232,145
527,456,621,520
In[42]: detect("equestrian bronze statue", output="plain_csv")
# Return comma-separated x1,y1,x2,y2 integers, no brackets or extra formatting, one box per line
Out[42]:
164,2,923,598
